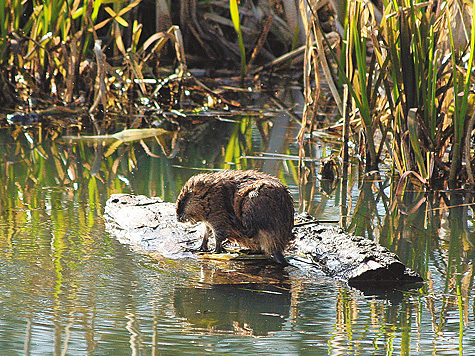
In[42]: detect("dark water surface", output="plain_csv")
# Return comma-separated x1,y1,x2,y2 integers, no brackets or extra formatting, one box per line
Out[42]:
1,112,474,355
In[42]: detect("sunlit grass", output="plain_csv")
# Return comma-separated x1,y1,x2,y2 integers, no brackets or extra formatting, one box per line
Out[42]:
300,0,475,189
229,0,246,79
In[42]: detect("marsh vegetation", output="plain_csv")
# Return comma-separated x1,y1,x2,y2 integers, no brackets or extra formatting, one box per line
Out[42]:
0,0,475,354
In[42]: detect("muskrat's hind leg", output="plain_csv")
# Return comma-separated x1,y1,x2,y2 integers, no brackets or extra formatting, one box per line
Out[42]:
229,212,255,238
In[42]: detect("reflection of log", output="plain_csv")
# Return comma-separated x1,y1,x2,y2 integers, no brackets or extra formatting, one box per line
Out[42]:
104,194,423,287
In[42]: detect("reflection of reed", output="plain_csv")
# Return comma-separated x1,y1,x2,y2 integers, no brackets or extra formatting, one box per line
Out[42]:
381,185,474,348
0,121,227,207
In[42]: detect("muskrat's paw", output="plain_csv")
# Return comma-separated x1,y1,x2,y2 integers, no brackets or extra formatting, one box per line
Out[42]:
213,245,228,254
189,241,209,253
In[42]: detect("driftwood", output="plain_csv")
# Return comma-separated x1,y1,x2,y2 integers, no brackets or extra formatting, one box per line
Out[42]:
103,194,202,258
290,218,422,287
104,194,422,288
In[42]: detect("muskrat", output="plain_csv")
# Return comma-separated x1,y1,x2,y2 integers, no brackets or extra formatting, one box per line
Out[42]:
176,170,295,265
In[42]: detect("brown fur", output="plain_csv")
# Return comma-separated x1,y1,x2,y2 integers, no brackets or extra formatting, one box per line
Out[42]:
176,170,294,263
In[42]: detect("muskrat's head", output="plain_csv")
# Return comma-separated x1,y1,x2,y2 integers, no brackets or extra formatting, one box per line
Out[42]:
176,175,208,223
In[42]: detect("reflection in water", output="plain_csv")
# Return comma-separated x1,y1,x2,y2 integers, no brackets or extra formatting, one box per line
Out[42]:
172,260,293,337
174,283,290,336
1,87,475,354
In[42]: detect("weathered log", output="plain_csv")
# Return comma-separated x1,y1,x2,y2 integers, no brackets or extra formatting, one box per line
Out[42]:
104,194,423,287
103,194,202,258
290,215,422,287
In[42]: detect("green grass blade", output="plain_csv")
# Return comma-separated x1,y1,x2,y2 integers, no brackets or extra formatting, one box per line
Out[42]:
229,0,246,78
407,108,427,179
447,6,473,183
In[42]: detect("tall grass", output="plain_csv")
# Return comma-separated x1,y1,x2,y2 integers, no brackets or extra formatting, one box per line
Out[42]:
0,0,305,134
0,0,191,113
300,0,475,189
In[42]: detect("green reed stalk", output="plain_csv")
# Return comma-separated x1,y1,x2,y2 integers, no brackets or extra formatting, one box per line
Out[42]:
0,0,9,62
229,0,246,79
378,2,449,185
345,1,378,171
426,26,437,142
0,0,25,62
447,5,475,184
406,5,439,180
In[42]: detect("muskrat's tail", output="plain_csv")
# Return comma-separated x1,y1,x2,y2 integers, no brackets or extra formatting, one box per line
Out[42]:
258,230,291,266
272,250,289,266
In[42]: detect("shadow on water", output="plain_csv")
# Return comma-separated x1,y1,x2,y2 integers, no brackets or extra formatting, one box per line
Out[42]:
1,84,475,354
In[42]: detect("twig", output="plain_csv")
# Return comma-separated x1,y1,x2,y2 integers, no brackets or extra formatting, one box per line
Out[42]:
250,43,308,75
244,15,273,76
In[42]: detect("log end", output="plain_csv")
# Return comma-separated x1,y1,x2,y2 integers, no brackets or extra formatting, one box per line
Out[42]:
347,260,423,287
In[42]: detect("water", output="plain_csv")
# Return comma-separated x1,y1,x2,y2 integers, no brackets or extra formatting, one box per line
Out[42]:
1,116,474,355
